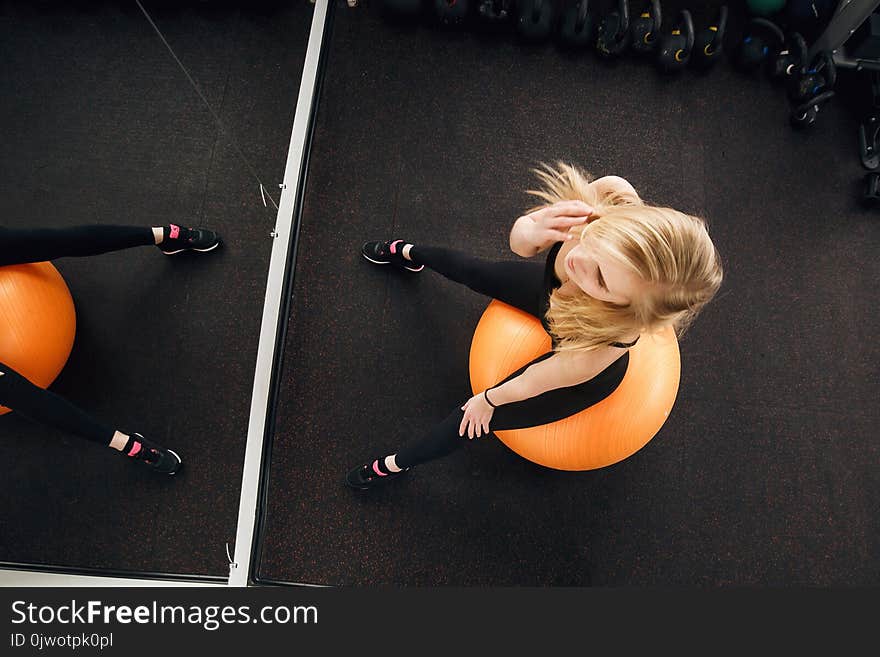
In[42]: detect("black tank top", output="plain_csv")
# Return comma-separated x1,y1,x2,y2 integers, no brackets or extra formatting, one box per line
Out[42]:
542,241,639,349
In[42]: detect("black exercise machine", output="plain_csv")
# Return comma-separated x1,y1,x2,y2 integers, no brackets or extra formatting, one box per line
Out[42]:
804,0,880,202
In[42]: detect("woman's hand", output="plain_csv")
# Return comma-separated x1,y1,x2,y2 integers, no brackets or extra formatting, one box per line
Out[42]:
511,200,596,256
459,392,495,440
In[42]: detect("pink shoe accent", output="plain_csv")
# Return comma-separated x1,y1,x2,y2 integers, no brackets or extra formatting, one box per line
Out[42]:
127,441,142,457
371,460,387,476
389,239,404,255
169,224,180,239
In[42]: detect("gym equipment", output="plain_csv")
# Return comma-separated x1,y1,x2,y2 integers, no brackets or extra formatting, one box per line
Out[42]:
790,88,836,127
434,0,471,25
595,0,630,58
0,262,77,416
806,2,880,198
846,10,880,59
628,0,662,56
811,1,880,64
787,45,836,128
859,114,880,169
477,0,513,23
768,31,809,82
787,48,837,102
786,0,839,42
746,0,787,15
692,5,728,70
656,9,694,73
736,17,785,71
516,0,557,42
862,171,880,202
557,0,594,50
469,300,681,471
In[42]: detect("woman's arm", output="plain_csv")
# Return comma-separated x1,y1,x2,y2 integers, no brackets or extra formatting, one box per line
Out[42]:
486,348,616,406
459,347,616,438
508,201,595,258
509,215,543,257
510,178,639,257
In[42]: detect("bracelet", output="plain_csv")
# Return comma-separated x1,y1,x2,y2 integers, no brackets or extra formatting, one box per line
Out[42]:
483,389,498,408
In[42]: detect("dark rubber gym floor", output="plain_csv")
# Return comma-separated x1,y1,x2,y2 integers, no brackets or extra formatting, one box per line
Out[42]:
1,0,878,586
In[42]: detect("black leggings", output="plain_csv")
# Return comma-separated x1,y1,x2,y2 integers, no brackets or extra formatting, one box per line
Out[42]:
0,225,153,266
393,246,628,469
0,363,116,444
0,225,156,445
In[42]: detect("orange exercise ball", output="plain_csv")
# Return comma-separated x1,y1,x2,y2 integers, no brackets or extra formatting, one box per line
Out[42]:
0,262,77,415
469,299,680,471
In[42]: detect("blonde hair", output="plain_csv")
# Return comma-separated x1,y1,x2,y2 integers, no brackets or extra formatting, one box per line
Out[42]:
527,162,723,352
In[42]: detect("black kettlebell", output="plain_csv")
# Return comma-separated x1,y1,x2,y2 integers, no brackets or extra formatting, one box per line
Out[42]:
629,0,662,56
790,89,835,129
736,17,784,72
477,0,513,23
557,0,594,50
788,49,837,103
434,0,470,25
656,9,694,73
595,0,630,58
768,31,808,83
692,5,727,70
516,0,556,42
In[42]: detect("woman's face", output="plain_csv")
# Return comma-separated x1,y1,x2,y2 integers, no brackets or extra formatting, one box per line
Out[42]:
563,236,643,305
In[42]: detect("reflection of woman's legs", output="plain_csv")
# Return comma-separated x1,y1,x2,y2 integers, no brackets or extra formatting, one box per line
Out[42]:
0,362,115,445
408,245,546,319
0,362,181,474
0,225,155,266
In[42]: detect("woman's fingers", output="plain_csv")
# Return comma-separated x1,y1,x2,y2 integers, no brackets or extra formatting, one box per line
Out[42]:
459,400,492,439
529,203,594,227
458,416,492,439
461,412,475,439
555,214,592,227
547,200,595,216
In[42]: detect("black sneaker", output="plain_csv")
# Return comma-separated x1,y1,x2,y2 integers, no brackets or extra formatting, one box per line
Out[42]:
159,224,222,255
124,433,182,475
361,239,424,272
345,461,408,490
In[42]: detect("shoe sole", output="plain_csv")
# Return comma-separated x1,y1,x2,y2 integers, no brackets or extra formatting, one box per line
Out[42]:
345,467,408,490
162,242,221,256
164,449,182,475
345,478,371,491
344,471,372,490
361,252,423,272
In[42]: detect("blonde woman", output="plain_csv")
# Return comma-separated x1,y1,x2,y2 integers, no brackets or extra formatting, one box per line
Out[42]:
346,162,722,490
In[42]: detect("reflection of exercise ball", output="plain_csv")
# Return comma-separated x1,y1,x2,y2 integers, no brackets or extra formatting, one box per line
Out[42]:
469,299,680,471
0,262,76,415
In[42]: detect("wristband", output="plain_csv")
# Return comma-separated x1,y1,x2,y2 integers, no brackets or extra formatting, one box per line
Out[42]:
483,389,498,408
